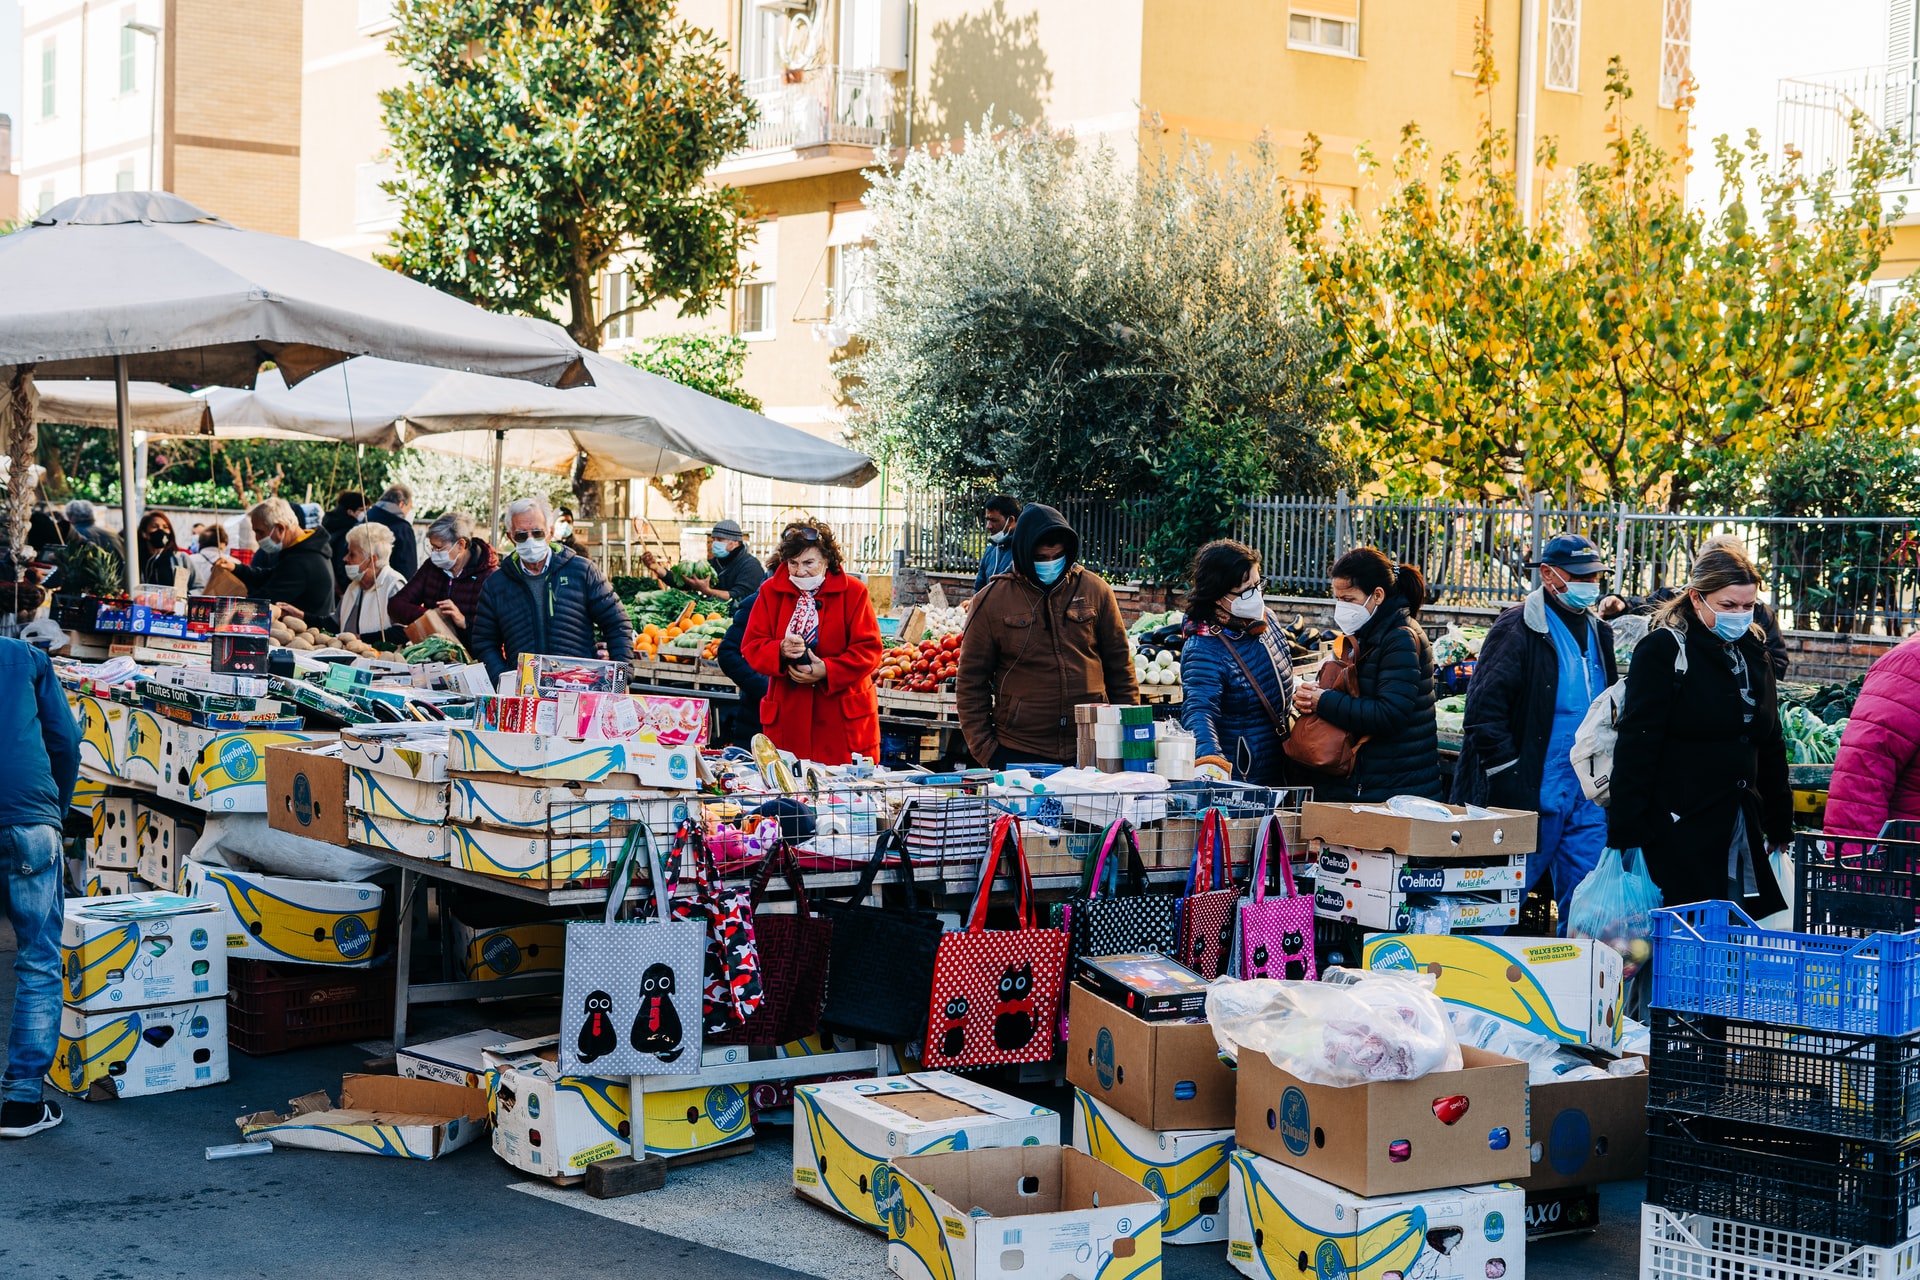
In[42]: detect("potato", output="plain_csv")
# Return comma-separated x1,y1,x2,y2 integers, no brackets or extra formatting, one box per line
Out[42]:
288,635,314,650
283,617,308,634
270,625,293,643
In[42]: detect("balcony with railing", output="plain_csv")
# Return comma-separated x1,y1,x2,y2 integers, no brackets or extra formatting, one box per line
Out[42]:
1776,61,1920,192
714,65,899,184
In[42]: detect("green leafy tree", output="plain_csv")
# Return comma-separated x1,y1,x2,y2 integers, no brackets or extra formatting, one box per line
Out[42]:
380,0,758,351
624,332,759,513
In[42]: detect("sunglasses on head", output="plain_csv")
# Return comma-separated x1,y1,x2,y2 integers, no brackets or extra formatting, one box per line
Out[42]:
784,527,821,543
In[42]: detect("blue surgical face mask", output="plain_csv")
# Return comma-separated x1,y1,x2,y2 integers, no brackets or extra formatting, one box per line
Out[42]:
1559,581,1600,611
1708,605,1754,642
1033,557,1066,585
711,539,731,559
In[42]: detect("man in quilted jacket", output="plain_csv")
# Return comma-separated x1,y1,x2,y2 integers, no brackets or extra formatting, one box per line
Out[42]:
1824,637,1920,838
470,497,636,685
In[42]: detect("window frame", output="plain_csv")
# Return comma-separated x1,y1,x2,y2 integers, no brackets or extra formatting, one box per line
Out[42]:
828,241,878,329
600,269,635,344
1286,7,1360,58
736,281,778,341
1658,0,1691,108
118,13,138,96
40,39,56,120
1545,0,1581,93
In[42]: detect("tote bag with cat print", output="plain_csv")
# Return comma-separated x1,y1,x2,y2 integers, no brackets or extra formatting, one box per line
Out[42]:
1236,811,1316,982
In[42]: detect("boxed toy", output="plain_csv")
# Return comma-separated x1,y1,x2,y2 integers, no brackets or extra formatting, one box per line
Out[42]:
793,1072,1057,1229
448,914,566,981
238,1075,487,1159
1318,847,1527,895
1301,801,1538,858
51,998,229,1098
1227,1149,1525,1280
1235,1046,1529,1197
346,765,449,824
1076,953,1210,1020
517,653,629,696
1363,934,1625,1051
348,811,450,862
135,808,202,893
339,726,451,783
1316,882,1522,932
185,861,383,968
89,796,138,871
61,892,226,1011
1066,986,1235,1131
446,821,617,886
1071,1088,1232,1244
888,1147,1161,1280
447,727,698,789
160,723,334,811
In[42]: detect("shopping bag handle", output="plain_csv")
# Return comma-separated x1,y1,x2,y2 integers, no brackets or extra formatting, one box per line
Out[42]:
843,826,922,911
968,813,1033,931
1249,811,1297,904
605,824,673,926
1186,807,1232,895
1088,818,1146,899
750,837,812,918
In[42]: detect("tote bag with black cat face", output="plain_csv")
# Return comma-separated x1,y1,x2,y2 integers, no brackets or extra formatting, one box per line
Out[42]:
1236,812,1316,982
560,826,706,1077
921,815,1068,1070
1175,808,1242,980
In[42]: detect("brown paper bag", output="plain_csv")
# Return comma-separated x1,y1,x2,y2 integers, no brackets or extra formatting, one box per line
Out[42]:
203,565,249,598
404,609,459,644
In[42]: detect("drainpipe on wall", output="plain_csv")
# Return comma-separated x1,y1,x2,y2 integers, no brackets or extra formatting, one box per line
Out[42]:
1516,0,1540,225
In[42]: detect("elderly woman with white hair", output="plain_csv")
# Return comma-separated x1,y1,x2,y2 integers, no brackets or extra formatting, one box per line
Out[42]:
470,496,635,683
337,523,409,640
218,496,339,632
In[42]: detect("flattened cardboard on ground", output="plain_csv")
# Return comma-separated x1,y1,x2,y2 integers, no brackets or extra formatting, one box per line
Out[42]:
1071,1088,1233,1245
887,1146,1162,1280
61,892,225,1011
1235,1046,1529,1197
1302,801,1538,858
239,1075,488,1160
396,1029,515,1089
1363,932,1626,1050
1522,1064,1648,1190
1066,983,1235,1131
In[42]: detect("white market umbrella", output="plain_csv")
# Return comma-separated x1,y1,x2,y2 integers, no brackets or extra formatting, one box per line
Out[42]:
0,192,590,590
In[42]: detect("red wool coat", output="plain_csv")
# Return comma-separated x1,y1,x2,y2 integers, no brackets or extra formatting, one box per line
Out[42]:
740,565,883,765
1825,636,1920,838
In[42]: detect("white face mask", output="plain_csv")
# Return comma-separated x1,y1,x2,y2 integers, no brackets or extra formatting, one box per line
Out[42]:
790,572,826,592
516,537,551,566
429,546,457,572
258,535,281,554
553,521,573,539
1228,588,1265,621
1332,599,1375,635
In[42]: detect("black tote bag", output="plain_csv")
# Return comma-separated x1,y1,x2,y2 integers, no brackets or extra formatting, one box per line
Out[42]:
816,827,945,1044
1067,819,1181,968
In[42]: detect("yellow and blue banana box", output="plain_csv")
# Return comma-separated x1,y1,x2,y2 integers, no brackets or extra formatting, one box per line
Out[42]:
72,693,123,775
446,773,670,834
1363,933,1625,1050
446,821,617,886
185,860,383,968
448,726,697,788
86,869,153,897
88,797,139,871
794,1072,1057,1229
239,1074,487,1159
1226,1149,1524,1280
135,808,202,892
116,704,167,787
159,722,335,812
1072,1088,1232,1245
50,998,229,1098
888,1146,1163,1280
347,766,449,824
72,774,108,816
447,915,566,981
348,811,450,862
61,892,226,1011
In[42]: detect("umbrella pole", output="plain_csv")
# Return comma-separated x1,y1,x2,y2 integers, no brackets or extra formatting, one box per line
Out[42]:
115,355,140,596
490,428,504,542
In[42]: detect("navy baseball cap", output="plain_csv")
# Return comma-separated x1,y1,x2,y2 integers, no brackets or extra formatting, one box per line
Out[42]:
1538,533,1610,575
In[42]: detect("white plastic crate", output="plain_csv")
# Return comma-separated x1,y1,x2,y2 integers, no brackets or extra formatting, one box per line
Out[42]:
1643,1204,1920,1280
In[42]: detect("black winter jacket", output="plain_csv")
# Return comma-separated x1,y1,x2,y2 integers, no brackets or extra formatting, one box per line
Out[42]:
1307,598,1444,802
322,507,360,595
232,527,339,633
470,545,636,683
1607,608,1791,914
365,504,418,579
716,588,768,746
1452,590,1618,810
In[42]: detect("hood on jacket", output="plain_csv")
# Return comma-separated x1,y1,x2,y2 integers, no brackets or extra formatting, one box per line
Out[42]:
1009,503,1080,588
283,526,332,562
460,536,500,580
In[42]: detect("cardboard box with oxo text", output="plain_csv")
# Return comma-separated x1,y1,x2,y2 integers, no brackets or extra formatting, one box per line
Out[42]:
1071,1088,1232,1245
1301,802,1538,858
1522,1065,1648,1190
61,892,226,1011
887,1146,1162,1280
794,1072,1057,1229
185,860,383,968
51,998,229,1098
447,726,699,789
266,742,350,848
1234,1046,1529,1197
238,1075,487,1160
1226,1148,1525,1280
1066,984,1235,1131
1363,933,1626,1051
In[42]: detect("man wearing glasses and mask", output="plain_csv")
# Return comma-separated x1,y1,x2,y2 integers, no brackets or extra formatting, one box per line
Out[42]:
470,497,635,686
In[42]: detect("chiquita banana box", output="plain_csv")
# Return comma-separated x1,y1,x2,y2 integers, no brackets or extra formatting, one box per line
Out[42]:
185,860,382,968
1363,933,1624,1050
639,1079,753,1158
116,705,167,787
1072,1088,1233,1244
159,723,334,811
61,892,226,1011
72,774,108,816
446,822,615,886
1226,1150,1524,1280
794,1072,1057,1229
50,999,229,1099
346,766,449,824
448,916,566,981
73,693,124,774
89,797,139,870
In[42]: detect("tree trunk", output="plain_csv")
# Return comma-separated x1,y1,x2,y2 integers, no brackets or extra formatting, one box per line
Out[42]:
566,239,601,352
3,366,38,572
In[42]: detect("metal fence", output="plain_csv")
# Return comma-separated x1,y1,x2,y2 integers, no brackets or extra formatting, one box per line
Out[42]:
737,503,906,578
900,489,1157,581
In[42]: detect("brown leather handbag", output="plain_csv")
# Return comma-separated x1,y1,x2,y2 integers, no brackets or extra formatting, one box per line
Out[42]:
1283,641,1369,777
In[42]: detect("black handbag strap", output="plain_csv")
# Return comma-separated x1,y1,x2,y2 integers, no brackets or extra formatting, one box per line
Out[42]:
841,826,921,911
1223,637,1292,739
748,839,813,917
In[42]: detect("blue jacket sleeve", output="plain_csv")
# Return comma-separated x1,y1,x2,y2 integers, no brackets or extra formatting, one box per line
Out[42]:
471,579,509,684
1178,637,1227,760
36,651,79,812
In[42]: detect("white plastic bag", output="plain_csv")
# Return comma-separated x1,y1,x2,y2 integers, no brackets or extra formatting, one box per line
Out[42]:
1206,969,1463,1086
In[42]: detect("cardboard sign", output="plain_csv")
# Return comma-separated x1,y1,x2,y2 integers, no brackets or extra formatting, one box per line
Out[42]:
1363,933,1626,1051
1065,985,1235,1131
1301,801,1538,858
238,1075,488,1160
1071,1089,1232,1245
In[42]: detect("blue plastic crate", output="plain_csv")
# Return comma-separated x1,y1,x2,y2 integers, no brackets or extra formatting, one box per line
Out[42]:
1653,900,1920,1036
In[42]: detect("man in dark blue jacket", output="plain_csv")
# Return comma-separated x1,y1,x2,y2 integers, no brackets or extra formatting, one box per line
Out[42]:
0,637,79,1139
470,497,636,685
715,588,768,748
364,483,419,580
972,495,1020,592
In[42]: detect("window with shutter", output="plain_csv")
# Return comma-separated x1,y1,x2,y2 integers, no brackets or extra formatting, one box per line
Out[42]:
1888,0,1916,164
1545,0,1581,92
1659,0,1691,108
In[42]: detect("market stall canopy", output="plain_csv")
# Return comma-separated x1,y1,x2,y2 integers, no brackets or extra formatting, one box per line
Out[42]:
0,192,590,388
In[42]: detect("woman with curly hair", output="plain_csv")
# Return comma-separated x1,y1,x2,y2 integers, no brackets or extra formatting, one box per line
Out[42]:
741,520,883,764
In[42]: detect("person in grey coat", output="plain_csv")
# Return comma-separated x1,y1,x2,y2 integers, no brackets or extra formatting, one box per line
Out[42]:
470,497,635,684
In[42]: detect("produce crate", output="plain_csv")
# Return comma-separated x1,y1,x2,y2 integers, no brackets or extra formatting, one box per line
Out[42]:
1652,900,1920,1037
1648,1007,1920,1145
1796,833,1920,938
1641,1204,1920,1280
226,958,394,1056
1646,1111,1920,1247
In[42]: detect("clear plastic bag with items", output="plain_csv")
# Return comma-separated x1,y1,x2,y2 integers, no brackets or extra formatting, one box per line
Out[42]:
1206,967,1463,1086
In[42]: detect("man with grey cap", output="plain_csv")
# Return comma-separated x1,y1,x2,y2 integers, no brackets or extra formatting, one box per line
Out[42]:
643,518,765,603
63,501,124,559
1453,533,1619,932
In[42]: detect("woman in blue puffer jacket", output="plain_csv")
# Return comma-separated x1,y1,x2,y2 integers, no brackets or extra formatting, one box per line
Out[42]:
1179,540,1295,784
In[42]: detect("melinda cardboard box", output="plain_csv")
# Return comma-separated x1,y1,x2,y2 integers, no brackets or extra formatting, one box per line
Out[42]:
266,742,349,847
1523,1066,1648,1190
61,893,226,1011
1363,933,1626,1051
446,773,668,835
1235,1046,1529,1197
1315,882,1522,932
794,1072,1057,1229
1227,1149,1525,1280
447,726,698,789
339,726,451,783
1302,801,1538,858
51,998,229,1098
346,764,449,825
186,860,383,968
888,1147,1161,1280
1318,847,1527,895
446,821,616,886
1071,1088,1232,1245
161,723,335,812
448,915,565,981
348,811,450,863
239,1075,487,1160
1066,985,1235,1131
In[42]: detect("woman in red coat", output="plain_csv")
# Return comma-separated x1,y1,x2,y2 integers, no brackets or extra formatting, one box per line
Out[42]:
741,522,883,765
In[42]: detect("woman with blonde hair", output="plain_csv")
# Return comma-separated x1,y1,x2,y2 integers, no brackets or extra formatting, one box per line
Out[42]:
338,522,408,640
1607,542,1793,913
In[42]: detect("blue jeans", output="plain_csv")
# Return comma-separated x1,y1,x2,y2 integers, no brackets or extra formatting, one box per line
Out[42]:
2,825,64,1104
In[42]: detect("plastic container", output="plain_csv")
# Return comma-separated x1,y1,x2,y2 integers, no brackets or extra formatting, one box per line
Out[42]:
226,958,394,1056
1651,900,1920,1037
1796,833,1920,938
1648,1007,1920,1145
1646,1111,1920,1247
1641,1204,1920,1280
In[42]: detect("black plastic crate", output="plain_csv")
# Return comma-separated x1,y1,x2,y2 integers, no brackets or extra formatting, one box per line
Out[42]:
227,959,393,1056
1647,1111,1920,1247
1649,1008,1920,1145
1794,833,1920,937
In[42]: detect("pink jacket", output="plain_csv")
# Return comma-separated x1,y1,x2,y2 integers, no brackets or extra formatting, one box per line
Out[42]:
1825,637,1920,838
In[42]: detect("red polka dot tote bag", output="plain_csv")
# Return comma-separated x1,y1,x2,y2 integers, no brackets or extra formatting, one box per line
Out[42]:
1175,807,1243,981
921,814,1069,1070
1236,811,1316,982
